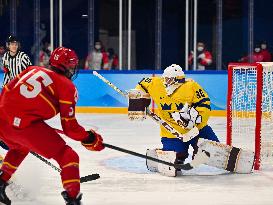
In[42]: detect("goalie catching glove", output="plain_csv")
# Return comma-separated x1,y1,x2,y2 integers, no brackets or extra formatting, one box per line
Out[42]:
81,129,105,151
171,103,202,129
128,89,151,121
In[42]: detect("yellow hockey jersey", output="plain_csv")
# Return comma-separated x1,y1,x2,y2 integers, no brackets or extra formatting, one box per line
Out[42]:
136,77,211,138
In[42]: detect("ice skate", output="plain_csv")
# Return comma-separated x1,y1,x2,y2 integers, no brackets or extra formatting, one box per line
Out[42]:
61,191,82,205
0,179,11,205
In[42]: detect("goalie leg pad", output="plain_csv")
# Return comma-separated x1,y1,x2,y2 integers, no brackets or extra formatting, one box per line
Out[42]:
156,150,177,177
233,149,255,173
146,149,177,177
146,149,158,172
198,139,254,173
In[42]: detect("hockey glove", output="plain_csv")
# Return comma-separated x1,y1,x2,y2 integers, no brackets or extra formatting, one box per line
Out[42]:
81,129,105,151
171,103,202,130
128,89,151,121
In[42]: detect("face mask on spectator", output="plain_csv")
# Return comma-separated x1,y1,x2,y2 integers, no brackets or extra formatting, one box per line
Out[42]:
197,46,204,52
261,44,267,50
95,45,101,50
254,48,261,53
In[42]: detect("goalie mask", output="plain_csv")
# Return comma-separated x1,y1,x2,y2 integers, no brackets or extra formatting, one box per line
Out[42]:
162,64,185,95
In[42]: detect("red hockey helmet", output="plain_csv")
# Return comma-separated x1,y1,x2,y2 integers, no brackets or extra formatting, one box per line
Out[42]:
49,47,79,80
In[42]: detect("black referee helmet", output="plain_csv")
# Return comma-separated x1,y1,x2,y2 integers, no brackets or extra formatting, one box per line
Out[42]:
6,35,20,49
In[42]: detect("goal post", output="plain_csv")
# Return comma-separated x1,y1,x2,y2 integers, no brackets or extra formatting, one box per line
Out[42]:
227,62,273,170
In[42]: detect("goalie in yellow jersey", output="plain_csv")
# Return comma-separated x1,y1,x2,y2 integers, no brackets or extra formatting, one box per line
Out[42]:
128,64,220,175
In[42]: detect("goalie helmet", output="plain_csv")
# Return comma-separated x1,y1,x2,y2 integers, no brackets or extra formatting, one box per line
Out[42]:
49,47,79,80
162,64,185,95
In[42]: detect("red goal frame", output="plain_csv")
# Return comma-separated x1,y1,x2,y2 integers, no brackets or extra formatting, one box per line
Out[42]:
226,63,263,170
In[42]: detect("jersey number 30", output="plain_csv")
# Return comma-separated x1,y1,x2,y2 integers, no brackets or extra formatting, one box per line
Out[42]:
20,70,53,98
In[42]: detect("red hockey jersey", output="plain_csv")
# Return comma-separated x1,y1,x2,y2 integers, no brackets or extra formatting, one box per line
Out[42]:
0,66,88,141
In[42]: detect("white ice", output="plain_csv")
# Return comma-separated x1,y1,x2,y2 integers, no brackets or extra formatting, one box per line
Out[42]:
1,114,273,205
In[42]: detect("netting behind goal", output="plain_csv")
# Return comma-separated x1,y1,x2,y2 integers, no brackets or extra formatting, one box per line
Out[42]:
227,62,273,170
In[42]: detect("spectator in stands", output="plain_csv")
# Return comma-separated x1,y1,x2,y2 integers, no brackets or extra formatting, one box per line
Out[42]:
239,44,264,63
84,41,109,70
0,43,5,71
107,48,119,70
260,41,272,62
39,41,51,67
188,42,213,70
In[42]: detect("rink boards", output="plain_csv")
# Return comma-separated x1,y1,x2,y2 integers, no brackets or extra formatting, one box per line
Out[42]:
0,70,228,116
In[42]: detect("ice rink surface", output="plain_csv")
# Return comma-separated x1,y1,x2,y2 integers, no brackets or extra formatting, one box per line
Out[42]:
2,114,273,205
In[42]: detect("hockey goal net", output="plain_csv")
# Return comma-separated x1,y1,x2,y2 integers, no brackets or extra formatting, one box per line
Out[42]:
227,62,273,170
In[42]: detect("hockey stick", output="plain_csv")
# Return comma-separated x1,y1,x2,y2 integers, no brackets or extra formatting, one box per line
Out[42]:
30,152,62,172
0,152,97,203
92,71,199,142
54,129,209,171
0,141,97,181
1,155,96,203
0,139,99,181
30,150,100,183
104,143,210,170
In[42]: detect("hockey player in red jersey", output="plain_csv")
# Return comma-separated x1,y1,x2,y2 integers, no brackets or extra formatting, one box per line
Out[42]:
0,47,104,205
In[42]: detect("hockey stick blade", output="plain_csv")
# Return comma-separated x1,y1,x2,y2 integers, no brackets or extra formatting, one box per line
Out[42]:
80,174,100,183
104,143,210,170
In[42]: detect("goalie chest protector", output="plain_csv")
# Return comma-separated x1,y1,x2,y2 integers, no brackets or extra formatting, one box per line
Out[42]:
198,139,255,173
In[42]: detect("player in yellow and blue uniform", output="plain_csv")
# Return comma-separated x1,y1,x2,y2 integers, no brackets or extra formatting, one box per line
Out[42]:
131,64,219,164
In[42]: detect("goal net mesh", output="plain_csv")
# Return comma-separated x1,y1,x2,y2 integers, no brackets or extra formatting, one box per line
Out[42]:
227,62,273,170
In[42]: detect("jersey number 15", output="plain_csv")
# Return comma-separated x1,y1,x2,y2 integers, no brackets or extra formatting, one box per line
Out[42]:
19,70,53,98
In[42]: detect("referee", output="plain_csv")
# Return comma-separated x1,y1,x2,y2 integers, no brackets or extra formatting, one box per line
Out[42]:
2,35,32,87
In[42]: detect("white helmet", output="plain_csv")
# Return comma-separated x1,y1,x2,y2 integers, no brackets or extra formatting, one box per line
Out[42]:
162,64,185,95
162,64,185,78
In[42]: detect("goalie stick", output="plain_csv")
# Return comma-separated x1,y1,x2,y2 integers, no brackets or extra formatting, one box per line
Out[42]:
104,143,210,170
92,71,199,142
54,128,209,171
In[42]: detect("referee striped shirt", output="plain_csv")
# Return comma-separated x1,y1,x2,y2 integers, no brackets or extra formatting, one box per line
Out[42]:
2,51,32,86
